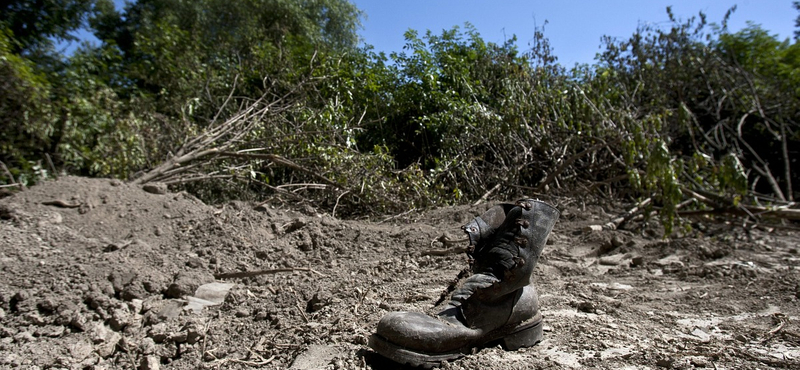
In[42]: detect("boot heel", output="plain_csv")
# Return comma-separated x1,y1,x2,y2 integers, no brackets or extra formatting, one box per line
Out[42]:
502,321,543,350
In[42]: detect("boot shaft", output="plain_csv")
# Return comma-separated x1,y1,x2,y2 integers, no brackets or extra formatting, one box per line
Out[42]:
466,199,559,288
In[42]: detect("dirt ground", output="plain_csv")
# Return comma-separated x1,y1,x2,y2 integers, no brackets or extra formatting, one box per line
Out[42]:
0,176,798,369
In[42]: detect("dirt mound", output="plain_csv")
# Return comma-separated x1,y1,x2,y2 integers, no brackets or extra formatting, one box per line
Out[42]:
1,177,798,369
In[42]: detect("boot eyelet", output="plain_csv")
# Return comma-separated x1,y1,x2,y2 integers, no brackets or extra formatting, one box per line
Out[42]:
516,219,530,228
514,236,527,246
515,201,532,210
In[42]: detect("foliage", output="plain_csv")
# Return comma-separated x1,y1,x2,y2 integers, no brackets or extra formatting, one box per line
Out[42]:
1,1,798,229
0,27,54,185
0,0,95,54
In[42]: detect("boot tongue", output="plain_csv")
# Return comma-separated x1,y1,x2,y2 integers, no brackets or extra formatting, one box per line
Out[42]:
480,206,507,229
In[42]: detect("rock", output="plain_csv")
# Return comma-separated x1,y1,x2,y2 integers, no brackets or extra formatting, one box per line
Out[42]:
128,299,144,315
139,355,160,370
284,218,307,233
10,290,32,312
109,307,131,331
630,256,645,267
71,339,95,361
140,337,157,355
583,225,603,234
656,357,674,368
576,301,597,314
108,270,137,297
13,331,34,343
689,328,711,343
22,312,48,326
235,309,250,318
90,322,122,357
142,183,167,195
169,331,188,343
306,291,332,313
147,323,170,343
143,300,183,325
599,254,625,266
166,271,215,299
34,325,65,337
688,356,712,368
182,320,204,344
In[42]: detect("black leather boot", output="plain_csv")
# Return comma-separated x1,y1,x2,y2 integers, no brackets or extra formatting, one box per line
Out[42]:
369,199,559,368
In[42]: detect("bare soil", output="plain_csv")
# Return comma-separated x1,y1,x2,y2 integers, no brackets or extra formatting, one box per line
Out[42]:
0,176,798,369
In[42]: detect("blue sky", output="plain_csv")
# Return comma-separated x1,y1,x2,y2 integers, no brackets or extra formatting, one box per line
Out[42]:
351,0,797,66
91,1,795,67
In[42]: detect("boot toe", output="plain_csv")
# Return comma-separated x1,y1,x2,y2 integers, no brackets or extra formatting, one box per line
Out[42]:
375,311,478,353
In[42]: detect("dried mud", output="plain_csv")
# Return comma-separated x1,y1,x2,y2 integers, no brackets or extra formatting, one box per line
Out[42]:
0,176,798,369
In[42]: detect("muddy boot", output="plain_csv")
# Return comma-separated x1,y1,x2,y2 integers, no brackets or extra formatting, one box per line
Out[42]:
369,199,559,368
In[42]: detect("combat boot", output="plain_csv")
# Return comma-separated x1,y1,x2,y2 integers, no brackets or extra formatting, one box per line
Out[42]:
369,199,559,368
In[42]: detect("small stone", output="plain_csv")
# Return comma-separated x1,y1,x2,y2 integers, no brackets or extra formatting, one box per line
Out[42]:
166,271,215,299
582,225,603,234
142,183,167,195
13,331,34,343
656,357,674,368
128,299,144,315
689,356,711,367
147,323,170,343
140,337,157,355
306,292,331,313
169,331,188,343
71,339,94,361
630,256,645,267
235,308,250,318
139,355,160,370
599,255,624,266
22,312,48,326
576,301,596,313
34,325,65,337
109,307,131,331
183,320,204,344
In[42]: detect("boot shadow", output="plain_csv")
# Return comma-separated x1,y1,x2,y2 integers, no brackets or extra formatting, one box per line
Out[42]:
359,348,428,369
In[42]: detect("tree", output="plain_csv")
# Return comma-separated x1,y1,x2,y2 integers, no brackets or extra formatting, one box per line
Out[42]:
0,0,96,55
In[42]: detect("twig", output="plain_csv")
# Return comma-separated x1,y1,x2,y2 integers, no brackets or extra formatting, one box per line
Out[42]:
735,112,786,201
162,174,235,185
214,267,324,279
332,190,350,218
611,198,652,230
429,234,468,248
44,153,57,179
421,246,469,256
0,161,22,189
219,151,342,189
534,142,606,193
379,208,416,224
42,200,81,208
684,188,800,221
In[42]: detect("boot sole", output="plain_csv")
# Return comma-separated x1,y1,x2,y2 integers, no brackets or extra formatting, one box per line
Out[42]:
368,316,544,368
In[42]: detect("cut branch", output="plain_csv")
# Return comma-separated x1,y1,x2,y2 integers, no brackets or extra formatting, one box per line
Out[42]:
534,142,605,193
